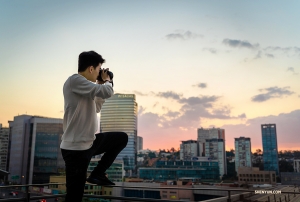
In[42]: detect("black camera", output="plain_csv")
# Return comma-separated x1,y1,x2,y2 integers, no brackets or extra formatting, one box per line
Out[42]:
97,69,114,82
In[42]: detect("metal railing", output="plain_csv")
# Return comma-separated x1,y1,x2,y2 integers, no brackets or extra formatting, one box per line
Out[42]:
0,183,300,202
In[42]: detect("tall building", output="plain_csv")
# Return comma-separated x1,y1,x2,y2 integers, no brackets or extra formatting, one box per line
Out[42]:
180,140,198,160
197,127,225,156
100,93,138,176
261,124,279,175
137,136,143,151
197,127,226,177
8,115,64,184
234,137,252,172
205,139,226,178
0,124,9,171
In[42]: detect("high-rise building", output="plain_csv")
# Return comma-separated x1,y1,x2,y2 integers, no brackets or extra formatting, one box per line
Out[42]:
234,137,252,172
8,115,64,184
197,127,225,156
261,124,279,175
137,136,143,151
180,140,198,160
100,93,138,176
197,127,226,177
205,139,226,178
0,124,9,171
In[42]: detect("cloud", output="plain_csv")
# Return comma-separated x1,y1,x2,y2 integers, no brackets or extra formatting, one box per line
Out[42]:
254,51,262,59
193,83,207,88
252,86,295,102
203,48,217,54
287,67,298,75
153,102,159,108
264,46,300,53
165,30,203,40
265,53,274,58
133,91,148,96
156,91,182,100
222,39,259,49
179,96,219,107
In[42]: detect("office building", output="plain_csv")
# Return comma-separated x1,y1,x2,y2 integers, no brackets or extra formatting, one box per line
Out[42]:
197,127,225,157
261,124,279,175
180,140,198,160
137,136,143,151
281,172,300,185
238,167,276,185
8,115,64,184
235,137,252,172
205,139,226,178
0,124,9,171
294,159,300,173
100,93,138,176
139,160,219,181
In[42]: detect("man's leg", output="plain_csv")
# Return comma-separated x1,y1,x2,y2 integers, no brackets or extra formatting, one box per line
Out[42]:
90,132,128,176
61,149,92,202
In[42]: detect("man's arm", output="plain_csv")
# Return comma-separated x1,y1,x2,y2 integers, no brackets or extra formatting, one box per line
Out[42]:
71,75,113,99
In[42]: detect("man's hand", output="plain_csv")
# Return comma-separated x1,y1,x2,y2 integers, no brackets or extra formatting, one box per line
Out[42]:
101,68,111,81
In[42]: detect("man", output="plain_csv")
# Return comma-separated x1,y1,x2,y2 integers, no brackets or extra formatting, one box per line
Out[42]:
60,51,128,202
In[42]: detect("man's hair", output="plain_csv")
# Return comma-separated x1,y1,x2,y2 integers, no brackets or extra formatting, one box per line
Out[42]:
78,51,105,72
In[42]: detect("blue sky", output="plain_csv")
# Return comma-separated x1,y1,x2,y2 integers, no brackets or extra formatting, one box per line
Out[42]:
1,0,299,150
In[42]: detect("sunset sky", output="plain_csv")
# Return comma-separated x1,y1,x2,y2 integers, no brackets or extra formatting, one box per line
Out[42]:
1,1,299,151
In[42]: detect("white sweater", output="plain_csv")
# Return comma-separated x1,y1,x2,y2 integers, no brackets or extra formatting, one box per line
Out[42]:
60,74,113,150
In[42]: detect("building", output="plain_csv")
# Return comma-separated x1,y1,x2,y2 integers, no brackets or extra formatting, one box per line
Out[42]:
139,160,219,181
281,172,300,185
100,93,138,176
0,124,9,171
180,140,198,160
238,167,276,185
137,136,143,151
234,137,252,172
8,115,64,184
294,159,300,173
88,158,124,182
205,139,226,178
197,127,225,157
261,124,279,175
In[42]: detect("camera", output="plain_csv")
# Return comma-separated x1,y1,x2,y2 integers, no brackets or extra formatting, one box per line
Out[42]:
97,69,114,82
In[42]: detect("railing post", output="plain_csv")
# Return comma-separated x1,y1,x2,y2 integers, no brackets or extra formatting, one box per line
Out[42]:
285,195,287,201
227,190,231,202
25,185,30,202
279,196,282,202
268,196,270,202
274,194,276,201
294,190,296,197
288,193,290,201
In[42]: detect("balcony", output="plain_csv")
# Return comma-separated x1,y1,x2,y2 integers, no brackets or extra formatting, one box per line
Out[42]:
0,183,300,202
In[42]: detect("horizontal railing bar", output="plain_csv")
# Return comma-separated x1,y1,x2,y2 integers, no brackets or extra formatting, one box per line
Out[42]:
83,194,188,202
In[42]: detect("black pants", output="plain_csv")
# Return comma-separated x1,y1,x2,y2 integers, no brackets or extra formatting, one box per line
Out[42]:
61,132,128,202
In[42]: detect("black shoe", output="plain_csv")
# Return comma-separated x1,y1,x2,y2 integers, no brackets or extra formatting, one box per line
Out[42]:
86,173,115,186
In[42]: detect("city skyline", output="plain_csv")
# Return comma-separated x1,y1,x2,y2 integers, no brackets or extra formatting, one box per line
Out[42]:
0,1,299,151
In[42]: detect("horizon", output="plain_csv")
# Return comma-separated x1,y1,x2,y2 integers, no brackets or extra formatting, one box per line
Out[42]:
0,1,299,151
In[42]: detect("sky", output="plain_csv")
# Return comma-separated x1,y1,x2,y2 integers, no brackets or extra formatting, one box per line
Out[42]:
0,0,299,152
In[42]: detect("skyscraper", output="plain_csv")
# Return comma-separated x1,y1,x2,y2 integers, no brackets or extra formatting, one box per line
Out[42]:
234,137,252,172
261,124,279,175
0,124,9,171
205,138,226,178
137,136,143,151
8,115,64,184
100,93,138,176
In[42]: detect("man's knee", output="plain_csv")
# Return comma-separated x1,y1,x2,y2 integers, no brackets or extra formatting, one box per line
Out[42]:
119,132,128,147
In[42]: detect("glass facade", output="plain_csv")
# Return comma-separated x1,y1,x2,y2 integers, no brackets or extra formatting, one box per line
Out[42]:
100,94,138,176
261,124,279,175
139,160,219,181
32,123,64,184
8,116,64,184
